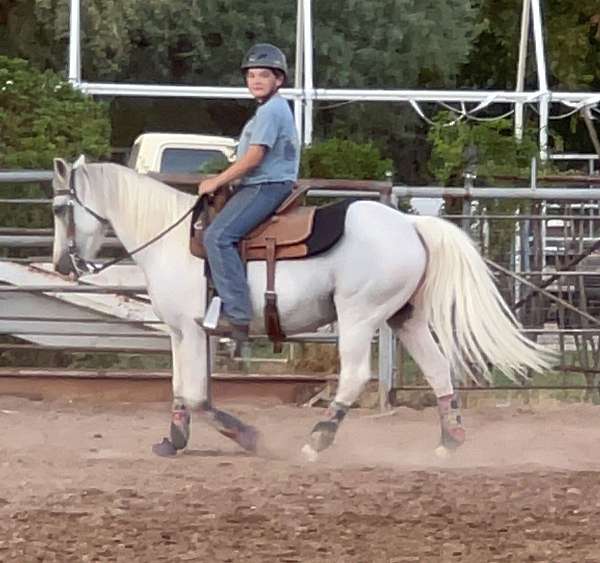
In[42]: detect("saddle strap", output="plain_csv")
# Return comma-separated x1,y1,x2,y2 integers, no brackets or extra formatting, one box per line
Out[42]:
264,237,285,352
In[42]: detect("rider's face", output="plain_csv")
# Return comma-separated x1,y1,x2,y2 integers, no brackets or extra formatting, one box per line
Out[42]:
246,68,284,102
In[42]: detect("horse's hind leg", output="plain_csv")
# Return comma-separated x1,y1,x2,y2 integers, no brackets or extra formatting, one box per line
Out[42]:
395,314,465,451
303,316,375,460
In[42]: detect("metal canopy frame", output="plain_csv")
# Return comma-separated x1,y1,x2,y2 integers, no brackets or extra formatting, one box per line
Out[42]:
67,0,599,158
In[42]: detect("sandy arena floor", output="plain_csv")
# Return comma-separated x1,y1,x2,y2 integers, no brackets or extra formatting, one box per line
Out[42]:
1,397,600,562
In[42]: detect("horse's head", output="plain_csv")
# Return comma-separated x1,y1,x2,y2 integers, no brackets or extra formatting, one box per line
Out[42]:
52,156,109,276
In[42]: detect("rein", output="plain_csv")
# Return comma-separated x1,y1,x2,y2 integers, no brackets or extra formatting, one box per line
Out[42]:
54,167,197,277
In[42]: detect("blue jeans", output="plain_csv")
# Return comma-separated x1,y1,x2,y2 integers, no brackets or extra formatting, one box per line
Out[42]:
203,181,294,325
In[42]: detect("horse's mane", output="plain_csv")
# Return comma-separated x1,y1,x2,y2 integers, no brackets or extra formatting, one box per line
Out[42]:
87,163,197,245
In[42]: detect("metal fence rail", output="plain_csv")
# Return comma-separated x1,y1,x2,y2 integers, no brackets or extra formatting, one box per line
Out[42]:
5,169,600,403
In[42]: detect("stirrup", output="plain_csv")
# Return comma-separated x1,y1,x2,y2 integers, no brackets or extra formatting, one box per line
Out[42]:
204,321,249,341
202,296,222,329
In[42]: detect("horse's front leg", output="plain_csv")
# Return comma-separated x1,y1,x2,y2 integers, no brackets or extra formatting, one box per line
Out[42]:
195,400,259,453
155,401,259,458
168,337,191,452
152,329,193,456
152,325,258,457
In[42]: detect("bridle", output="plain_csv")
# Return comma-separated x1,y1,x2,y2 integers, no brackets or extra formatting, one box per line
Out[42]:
52,166,196,277
53,167,110,276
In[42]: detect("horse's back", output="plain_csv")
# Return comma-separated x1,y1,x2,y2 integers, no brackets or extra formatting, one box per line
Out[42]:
344,200,425,257
334,200,427,294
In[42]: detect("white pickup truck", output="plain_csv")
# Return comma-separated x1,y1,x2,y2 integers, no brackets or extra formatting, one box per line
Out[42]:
127,132,237,175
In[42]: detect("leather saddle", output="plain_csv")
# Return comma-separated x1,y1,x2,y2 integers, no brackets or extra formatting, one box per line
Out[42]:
190,184,351,348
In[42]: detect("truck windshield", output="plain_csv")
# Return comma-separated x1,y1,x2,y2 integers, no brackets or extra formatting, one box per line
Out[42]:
160,148,229,174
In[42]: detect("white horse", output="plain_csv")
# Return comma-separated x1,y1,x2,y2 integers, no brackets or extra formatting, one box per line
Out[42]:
51,157,553,459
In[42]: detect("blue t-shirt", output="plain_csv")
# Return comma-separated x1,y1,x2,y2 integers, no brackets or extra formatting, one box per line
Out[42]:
236,94,300,185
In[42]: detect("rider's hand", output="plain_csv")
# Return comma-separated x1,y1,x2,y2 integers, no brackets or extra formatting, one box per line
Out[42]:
198,178,221,195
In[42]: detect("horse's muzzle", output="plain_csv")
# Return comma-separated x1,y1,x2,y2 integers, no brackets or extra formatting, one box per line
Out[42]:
54,251,76,276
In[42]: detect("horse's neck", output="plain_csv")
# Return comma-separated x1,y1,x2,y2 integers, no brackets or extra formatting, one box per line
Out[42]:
97,164,195,255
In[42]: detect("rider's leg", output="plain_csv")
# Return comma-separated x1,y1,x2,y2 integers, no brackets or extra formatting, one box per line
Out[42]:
202,182,293,328
395,314,465,449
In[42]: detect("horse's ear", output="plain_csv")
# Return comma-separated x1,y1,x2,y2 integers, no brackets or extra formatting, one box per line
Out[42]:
53,158,70,190
73,154,86,169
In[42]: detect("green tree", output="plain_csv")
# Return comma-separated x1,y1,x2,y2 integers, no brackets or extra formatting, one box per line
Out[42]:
301,138,392,180
1,0,297,85
460,0,600,90
427,113,544,288
427,112,539,186
0,55,110,168
312,0,480,183
1,1,480,182
458,1,600,156
2,1,478,86
0,55,110,231
314,0,478,89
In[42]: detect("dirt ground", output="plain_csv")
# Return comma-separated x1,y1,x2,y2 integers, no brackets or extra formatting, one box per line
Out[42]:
2,397,600,562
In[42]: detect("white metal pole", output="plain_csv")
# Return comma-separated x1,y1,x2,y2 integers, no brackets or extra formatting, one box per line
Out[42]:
530,0,549,160
530,0,548,92
378,324,394,411
294,0,304,143
515,0,531,141
68,0,81,84
78,82,600,107
302,0,314,145
538,93,550,161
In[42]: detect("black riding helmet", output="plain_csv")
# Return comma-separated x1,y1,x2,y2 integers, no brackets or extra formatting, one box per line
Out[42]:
241,43,288,80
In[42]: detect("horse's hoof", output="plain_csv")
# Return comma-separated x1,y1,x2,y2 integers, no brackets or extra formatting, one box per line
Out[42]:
301,444,319,463
170,409,191,450
152,437,178,457
309,420,338,452
434,445,451,459
441,426,466,450
238,425,259,453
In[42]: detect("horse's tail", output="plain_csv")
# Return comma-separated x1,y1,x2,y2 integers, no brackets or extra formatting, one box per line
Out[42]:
409,215,555,382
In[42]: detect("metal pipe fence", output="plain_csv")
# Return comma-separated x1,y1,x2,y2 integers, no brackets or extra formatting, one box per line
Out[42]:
5,171,600,399
0,172,392,406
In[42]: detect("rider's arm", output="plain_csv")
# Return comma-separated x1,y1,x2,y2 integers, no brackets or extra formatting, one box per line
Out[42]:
198,145,266,195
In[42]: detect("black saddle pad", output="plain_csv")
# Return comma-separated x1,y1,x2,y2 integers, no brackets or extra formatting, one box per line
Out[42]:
304,198,354,257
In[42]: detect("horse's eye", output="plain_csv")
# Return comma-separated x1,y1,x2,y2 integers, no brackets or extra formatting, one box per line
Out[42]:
53,204,68,217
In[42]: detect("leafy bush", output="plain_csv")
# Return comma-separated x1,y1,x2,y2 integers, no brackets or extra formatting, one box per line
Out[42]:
300,138,393,180
0,55,111,169
427,112,541,186
426,112,554,288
